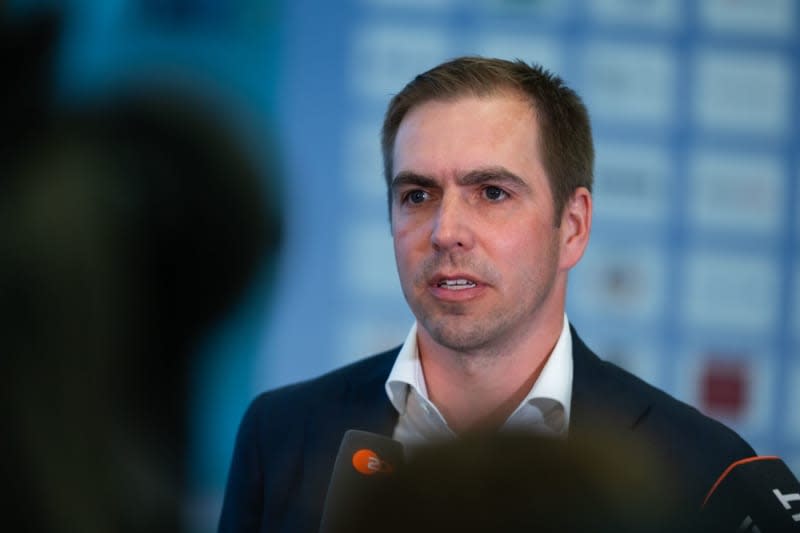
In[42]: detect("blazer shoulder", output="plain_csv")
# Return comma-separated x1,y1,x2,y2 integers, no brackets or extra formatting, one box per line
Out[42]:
244,346,400,422
602,357,752,452
584,344,755,448
572,327,753,456
572,331,755,508
219,347,401,531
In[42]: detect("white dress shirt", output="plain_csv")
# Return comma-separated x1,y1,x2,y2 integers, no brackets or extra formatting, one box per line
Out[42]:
385,314,573,453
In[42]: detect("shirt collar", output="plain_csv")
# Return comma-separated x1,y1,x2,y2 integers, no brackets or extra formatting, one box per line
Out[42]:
506,314,573,433
385,314,573,430
385,322,423,416
521,315,572,424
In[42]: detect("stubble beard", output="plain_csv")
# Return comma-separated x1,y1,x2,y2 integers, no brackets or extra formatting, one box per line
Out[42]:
402,247,560,358
417,279,556,358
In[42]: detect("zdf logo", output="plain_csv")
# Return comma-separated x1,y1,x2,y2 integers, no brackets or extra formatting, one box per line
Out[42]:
352,448,395,475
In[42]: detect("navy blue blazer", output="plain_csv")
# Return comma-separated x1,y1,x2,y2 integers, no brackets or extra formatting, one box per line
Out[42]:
218,328,755,532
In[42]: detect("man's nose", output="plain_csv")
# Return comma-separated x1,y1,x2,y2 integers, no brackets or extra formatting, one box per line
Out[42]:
430,195,473,251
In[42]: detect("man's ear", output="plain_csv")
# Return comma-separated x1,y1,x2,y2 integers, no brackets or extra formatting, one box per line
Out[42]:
558,187,592,271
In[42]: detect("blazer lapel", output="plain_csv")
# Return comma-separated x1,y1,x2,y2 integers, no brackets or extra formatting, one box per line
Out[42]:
569,325,653,438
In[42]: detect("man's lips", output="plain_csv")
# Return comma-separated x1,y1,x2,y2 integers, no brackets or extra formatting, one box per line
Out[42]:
435,278,477,290
429,273,484,291
427,274,485,302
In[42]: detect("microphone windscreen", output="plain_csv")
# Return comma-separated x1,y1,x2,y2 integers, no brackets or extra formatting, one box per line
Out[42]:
701,456,800,531
318,430,404,533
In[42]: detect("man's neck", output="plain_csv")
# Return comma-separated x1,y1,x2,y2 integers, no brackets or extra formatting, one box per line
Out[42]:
417,310,565,435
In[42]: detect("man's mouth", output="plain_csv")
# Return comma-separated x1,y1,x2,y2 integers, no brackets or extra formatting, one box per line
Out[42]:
437,278,477,290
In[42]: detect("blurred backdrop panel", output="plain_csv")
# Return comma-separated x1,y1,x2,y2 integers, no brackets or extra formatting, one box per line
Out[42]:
6,0,799,531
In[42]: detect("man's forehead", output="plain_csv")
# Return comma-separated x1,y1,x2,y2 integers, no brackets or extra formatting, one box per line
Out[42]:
393,95,541,171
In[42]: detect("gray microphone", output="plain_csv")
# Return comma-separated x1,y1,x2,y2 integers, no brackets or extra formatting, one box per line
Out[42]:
318,430,405,533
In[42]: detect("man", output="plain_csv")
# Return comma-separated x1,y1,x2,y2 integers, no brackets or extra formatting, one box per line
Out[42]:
219,57,755,532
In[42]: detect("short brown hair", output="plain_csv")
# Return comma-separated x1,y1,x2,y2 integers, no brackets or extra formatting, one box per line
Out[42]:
381,56,593,224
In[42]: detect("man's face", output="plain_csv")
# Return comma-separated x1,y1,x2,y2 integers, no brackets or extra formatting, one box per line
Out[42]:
390,93,570,354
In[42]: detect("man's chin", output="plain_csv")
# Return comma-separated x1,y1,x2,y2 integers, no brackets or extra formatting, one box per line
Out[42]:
420,319,497,355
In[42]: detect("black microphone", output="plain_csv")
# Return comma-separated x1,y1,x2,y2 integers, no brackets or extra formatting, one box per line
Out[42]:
701,456,800,531
318,430,405,533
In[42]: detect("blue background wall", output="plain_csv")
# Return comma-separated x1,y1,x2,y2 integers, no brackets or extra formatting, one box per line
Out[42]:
10,0,800,530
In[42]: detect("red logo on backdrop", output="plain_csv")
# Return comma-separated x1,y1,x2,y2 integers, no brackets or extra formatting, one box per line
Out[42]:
700,357,749,419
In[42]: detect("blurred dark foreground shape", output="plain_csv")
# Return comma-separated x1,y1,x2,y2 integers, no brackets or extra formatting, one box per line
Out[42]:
0,11,282,532
344,432,687,533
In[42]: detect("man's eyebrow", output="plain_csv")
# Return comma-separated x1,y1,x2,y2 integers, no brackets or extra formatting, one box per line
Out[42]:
390,171,439,190
390,167,532,192
459,167,531,191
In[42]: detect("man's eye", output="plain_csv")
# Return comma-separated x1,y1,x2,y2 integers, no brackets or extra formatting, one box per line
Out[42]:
483,186,507,201
406,190,429,204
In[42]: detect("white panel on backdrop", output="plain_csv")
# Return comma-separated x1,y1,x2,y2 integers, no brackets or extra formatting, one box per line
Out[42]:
571,245,665,321
362,0,455,9
582,41,676,125
592,339,661,389
789,455,800,482
336,318,410,367
688,150,785,235
693,50,790,136
795,266,800,342
675,346,776,438
344,122,386,203
789,362,800,442
481,0,572,17
700,0,795,37
476,34,562,74
593,142,670,223
341,222,401,298
587,0,681,29
682,252,778,333
350,25,450,99
797,168,800,236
